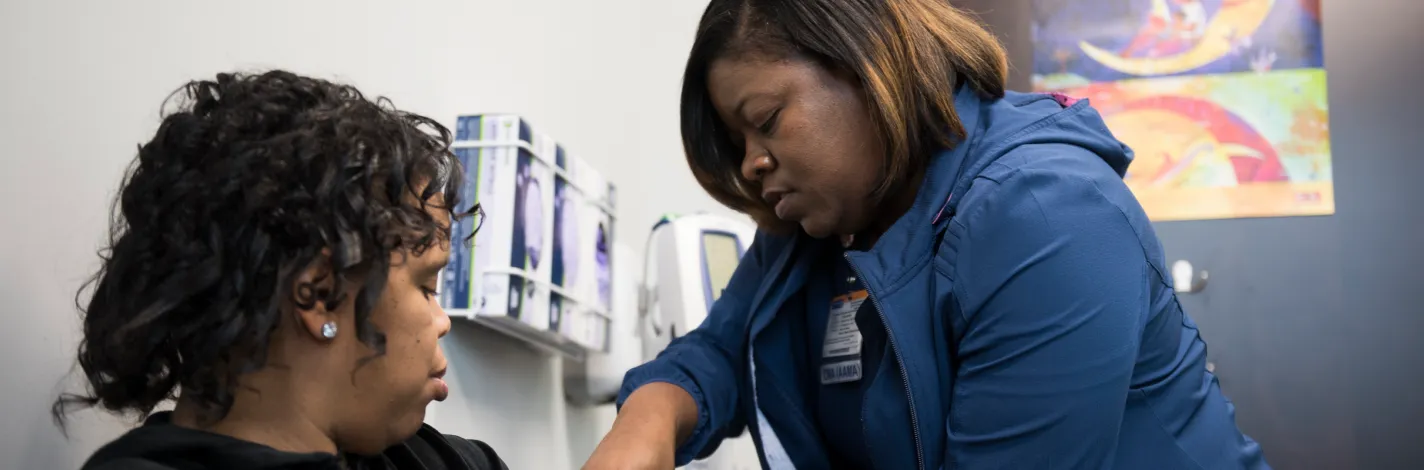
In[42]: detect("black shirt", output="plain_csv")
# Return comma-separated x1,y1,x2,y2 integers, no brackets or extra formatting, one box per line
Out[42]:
80,412,508,470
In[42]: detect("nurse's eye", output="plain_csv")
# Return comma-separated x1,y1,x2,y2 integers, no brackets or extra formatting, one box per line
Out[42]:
757,108,782,135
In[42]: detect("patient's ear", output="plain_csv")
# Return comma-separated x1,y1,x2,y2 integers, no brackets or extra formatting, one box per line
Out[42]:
291,252,341,342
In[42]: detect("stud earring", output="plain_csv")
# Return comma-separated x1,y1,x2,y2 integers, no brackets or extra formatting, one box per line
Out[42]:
320,322,338,339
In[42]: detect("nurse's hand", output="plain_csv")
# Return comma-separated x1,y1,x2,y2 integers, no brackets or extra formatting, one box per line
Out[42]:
583,383,696,470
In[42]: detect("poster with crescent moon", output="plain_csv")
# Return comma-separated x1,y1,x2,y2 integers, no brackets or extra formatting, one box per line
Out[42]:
1033,0,1322,81
1032,0,1332,221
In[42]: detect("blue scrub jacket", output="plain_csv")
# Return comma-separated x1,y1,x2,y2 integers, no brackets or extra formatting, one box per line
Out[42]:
618,89,1269,470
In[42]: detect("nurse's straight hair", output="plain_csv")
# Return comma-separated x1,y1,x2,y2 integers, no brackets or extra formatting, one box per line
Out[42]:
681,0,1008,232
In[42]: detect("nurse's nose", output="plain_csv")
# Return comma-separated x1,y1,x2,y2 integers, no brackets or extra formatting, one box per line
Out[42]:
741,154,776,183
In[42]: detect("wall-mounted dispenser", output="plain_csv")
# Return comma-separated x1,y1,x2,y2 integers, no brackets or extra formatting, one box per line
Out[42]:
637,213,755,362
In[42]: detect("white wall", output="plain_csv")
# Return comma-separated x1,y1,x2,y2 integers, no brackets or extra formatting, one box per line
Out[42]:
0,1,740,468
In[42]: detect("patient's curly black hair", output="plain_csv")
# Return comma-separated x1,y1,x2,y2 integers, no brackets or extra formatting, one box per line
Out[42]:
52,70,475,429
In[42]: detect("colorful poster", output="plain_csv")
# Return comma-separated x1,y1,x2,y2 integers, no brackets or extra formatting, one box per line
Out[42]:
1033,0,1332,221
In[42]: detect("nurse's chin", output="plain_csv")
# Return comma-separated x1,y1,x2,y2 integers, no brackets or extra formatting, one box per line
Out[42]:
777,203,841,239
795,218,840,240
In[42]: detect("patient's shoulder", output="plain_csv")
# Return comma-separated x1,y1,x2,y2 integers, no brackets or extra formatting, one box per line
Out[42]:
358,424,509,470
435,433,509,470
85,458,177,470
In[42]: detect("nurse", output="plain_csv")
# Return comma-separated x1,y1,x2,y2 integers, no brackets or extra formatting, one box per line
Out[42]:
585,0,1268,469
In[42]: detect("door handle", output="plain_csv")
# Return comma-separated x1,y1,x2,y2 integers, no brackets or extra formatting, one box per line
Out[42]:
1171,260,1209,294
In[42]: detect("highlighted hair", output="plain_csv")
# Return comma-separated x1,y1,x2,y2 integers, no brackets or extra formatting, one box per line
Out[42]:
681,0,1008,232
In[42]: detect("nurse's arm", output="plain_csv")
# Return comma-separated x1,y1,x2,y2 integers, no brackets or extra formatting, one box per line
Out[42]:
608,232,770,465
945,160,1146,468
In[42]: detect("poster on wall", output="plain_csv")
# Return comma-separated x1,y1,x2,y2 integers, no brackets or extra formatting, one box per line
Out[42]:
1032,0,1333,221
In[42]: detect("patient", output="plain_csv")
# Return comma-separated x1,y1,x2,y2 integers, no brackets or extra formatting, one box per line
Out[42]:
54,70,507,470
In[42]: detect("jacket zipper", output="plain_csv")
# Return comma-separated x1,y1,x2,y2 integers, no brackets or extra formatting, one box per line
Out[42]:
844,253,925,470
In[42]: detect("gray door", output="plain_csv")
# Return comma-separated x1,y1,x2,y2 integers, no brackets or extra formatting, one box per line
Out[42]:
959,0,1424,467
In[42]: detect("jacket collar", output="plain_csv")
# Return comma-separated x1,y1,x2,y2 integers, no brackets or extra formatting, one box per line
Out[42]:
847,86,988,290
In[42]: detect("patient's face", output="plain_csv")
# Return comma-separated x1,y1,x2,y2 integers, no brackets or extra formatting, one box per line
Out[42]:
326,207,454,454
707,54,885,239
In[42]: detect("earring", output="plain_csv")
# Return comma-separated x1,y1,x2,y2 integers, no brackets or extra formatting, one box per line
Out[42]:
320,322,338,339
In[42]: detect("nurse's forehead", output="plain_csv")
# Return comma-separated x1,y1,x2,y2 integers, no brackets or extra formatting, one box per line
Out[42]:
709,58,818,112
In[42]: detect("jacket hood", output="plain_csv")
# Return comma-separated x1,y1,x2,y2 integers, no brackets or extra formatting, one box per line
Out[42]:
81,412,339,470
846,87,1134,280
939,89,1134,217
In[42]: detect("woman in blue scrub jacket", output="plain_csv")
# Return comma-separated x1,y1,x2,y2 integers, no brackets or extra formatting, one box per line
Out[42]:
585,1,1268,469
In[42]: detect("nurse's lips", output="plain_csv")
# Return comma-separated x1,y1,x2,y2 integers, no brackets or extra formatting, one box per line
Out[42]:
762,189,793,219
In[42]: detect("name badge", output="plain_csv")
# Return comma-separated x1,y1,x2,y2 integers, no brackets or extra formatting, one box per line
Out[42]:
821,359,863,384
820,290,866,385
822,290,865,358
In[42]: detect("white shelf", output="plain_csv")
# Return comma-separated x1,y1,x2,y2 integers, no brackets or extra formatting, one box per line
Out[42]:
448,309,594,361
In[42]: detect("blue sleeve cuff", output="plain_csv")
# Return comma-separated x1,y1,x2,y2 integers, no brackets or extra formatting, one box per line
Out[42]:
616,362,715,466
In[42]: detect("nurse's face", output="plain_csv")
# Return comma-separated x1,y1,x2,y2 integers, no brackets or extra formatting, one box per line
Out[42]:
707,54,884,239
